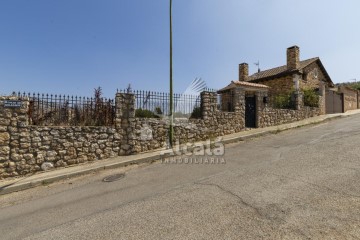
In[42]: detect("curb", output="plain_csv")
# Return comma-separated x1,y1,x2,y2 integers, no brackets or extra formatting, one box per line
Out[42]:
0,154,162,195
0,112,356,195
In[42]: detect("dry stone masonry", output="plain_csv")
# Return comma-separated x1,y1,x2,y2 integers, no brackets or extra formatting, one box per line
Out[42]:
121,91,246,155
0,88,321,179
0,96,121,178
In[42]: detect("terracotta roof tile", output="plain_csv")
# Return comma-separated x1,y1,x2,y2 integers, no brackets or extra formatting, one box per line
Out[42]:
232,81,269,88
217,81,269,92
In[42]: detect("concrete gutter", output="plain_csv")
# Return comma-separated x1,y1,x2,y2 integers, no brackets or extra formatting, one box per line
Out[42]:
1,110,360,195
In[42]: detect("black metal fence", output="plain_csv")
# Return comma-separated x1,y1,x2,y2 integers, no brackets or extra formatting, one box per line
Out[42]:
16,92,115,126
117,89,216,117
15,88,218,125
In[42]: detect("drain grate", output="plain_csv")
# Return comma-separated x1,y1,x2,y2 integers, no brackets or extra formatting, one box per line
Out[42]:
102,173,125,182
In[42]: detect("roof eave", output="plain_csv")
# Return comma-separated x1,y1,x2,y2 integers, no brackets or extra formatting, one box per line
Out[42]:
315,59,334,87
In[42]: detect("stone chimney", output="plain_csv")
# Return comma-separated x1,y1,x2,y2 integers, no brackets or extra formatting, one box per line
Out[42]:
287,46,300,70
239,63,249,81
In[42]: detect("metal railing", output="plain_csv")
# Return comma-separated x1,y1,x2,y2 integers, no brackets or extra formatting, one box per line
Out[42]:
117,89,216,117
16,92,115,126
218,92,235,112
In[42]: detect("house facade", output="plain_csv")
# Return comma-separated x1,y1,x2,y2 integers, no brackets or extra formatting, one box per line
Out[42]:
239,46,334,96
228,46,360,115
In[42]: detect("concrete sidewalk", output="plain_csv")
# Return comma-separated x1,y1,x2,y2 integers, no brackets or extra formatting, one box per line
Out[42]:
1,109,360,195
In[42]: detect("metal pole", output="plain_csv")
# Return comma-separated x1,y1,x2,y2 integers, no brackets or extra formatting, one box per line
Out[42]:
169,0,174,147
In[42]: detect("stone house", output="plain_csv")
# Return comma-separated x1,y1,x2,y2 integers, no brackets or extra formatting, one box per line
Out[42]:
229,45,359,114
239,46,335,96
217,79,319,129
222,45,360,115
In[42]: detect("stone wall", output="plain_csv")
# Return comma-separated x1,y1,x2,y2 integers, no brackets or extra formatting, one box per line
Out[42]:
256,91,320,128
0,96,123,178
339,86,358,112
124,91,246,155
258,107,320,128
0,88,322,179
0,92,246,178
0,97,30,178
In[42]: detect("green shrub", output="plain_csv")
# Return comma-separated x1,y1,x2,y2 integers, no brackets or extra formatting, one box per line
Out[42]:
346,82,360,91
135,108,159,118
273,94,293,109
303,88,319,107
190,106,202,119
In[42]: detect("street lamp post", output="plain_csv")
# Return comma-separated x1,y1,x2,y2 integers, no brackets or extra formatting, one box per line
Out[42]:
169,0,174,147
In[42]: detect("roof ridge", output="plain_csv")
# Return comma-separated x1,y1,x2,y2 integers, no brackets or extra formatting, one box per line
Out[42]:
249,65,286,77
249,57,319,77
247,57,320,81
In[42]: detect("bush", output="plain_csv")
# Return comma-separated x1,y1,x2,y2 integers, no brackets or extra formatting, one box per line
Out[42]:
135,108,159,118
344,82,360,91
273,94,293,109
303,89,319,107
190,106,202,119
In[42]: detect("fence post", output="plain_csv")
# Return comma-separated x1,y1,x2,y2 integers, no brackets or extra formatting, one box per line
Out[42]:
115,93,136,155
0,96,29,178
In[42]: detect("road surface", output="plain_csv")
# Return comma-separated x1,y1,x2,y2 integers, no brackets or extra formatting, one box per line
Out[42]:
1,115,360,239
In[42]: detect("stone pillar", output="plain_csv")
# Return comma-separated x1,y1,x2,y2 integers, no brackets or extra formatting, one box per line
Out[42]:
233,87,246,129
115,93,136,155
318,82,326,115
0,96,30,178
292,91,304,110
0,98,11,178
200,91,217,120
233,87,245,113
256,90,269,128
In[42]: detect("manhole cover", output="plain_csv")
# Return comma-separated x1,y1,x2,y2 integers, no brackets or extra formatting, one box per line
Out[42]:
103,173,125,182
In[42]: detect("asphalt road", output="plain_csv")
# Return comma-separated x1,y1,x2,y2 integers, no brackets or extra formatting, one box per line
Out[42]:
1,115,360,240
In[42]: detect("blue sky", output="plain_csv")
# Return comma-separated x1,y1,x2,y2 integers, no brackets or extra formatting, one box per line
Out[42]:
0,0,359,97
